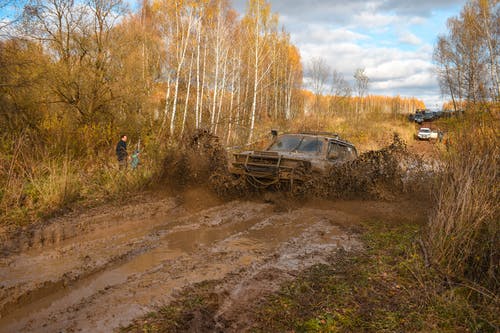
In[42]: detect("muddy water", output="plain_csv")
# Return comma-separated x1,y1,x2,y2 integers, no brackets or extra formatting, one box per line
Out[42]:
0,189,364,333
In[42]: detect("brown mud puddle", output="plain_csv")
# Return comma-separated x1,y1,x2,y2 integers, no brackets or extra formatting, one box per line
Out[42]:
0,188,418,332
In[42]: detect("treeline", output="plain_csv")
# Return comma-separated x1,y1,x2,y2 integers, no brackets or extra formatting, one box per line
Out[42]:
434,0,499,111
301,58,424,123
302,92,425,117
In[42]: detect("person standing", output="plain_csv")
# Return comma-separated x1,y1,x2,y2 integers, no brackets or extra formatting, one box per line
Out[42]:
116,134,128,169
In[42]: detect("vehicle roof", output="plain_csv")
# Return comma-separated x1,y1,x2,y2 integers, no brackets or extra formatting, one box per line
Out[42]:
298,131,339,138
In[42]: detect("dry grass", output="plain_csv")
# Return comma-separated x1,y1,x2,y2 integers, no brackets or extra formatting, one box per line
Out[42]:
0,133,163,228
425,118,499,294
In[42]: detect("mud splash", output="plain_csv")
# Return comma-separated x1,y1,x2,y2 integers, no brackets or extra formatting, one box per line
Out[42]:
161,129,227,186
313,134,429,200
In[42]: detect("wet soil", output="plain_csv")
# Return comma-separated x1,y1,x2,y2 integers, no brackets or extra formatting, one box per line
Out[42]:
0,186,423,333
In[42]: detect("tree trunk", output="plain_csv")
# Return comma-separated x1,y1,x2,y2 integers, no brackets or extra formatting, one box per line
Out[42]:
181,53,194,136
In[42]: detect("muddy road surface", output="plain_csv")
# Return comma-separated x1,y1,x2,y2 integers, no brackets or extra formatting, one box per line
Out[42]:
0,188,420,332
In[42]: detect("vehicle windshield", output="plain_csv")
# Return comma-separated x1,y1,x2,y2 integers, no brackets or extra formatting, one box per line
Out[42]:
268,135,323,154
419,128,431,133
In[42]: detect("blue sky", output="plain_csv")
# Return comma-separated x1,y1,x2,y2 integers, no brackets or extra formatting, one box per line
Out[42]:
233,0,466,108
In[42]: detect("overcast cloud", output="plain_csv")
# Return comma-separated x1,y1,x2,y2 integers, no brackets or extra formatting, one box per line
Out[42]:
232,0,466,108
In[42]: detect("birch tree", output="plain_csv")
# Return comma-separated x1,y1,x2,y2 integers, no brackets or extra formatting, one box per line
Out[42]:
434,0,499,108
308,57,330,116
243,0,276,143
329,69,351,115
208,1,230,132
354,68,369,119
168,0,194,136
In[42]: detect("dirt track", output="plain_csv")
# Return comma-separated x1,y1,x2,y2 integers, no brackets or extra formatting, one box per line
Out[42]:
0,188,422,332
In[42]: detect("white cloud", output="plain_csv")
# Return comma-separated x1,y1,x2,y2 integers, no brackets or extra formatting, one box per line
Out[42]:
351,11,398,29
368,59,432,81
398,31,422,46
380,0,466,16
292,25,369,45
407,16,427,25
371,71,435,90
232,0,465,25
418,44,434,54
299,40,440,105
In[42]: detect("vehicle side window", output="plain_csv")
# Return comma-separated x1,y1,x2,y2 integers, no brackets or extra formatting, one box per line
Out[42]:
328,143,341,160
339,146,349,159
328,142,353,160
346,146,356,159
353,148,357,158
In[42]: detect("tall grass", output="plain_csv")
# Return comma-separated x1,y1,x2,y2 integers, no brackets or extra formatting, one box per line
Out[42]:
425,118,499,293
0,131,165,228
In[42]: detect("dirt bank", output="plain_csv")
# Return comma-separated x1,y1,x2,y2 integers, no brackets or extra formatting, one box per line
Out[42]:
0,187,425,332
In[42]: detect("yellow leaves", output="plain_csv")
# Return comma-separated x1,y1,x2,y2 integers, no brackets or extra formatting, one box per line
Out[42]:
150,0,163,13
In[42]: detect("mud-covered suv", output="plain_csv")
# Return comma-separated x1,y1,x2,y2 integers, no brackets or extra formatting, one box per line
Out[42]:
229,131,357,188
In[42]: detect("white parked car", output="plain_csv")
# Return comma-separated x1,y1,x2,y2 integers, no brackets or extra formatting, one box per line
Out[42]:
417,127,438,140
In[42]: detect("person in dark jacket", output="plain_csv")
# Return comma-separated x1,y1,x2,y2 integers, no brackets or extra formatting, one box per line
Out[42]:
116,134,128,169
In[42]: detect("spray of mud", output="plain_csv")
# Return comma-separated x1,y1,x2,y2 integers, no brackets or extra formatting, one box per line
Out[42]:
309,134,429,200
162,131,430,201
161,129,250,197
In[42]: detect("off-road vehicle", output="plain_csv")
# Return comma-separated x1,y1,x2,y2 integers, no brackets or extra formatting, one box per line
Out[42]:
229,131,358,188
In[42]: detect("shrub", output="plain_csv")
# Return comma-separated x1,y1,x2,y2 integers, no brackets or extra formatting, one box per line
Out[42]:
426,118,499,293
